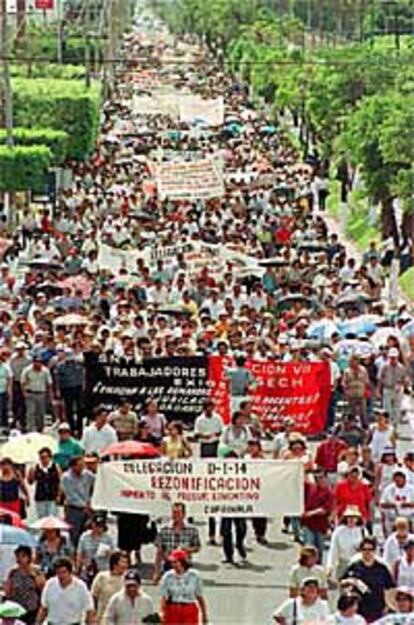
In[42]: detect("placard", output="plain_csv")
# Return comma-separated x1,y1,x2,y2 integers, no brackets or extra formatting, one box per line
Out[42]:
179,96,224,127
88,355,210,424
92,459,304,517
247,360,331,433
155,159,224,200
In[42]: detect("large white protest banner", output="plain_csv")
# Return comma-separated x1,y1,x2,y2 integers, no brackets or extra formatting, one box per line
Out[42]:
155,159,224,200
132,94,179,117
92,459,303,517
179,96,224,127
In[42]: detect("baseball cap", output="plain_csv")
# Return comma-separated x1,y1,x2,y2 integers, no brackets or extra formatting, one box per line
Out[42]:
57,422,71,432
124,569,141,585
92,512,107,527
388,348,399,357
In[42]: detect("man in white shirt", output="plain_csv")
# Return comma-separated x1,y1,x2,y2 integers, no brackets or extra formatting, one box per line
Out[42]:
82,405,118,455
194,399,223,458
380,469,414,537
37,556,96,625
104,569,154,625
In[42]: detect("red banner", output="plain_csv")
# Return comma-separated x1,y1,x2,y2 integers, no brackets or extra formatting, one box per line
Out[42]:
246,360,331,434
207,357,331,434
208,355,231,424
35,0,54,9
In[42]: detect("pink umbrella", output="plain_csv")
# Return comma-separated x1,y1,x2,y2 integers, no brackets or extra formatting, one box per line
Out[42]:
100,441,161,459
60,276,92,298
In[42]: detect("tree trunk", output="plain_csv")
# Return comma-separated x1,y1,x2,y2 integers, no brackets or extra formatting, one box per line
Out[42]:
380,197,399,245
401,209,414,241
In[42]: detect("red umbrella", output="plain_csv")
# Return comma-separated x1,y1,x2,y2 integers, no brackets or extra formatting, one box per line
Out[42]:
0,507,25,528
100,441,161,459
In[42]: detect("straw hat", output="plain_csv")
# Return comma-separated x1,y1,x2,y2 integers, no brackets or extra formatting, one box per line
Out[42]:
385,586,414,612
342,505,362,519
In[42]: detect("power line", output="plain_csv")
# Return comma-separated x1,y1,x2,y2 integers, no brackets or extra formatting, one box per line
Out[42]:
1,53,411,66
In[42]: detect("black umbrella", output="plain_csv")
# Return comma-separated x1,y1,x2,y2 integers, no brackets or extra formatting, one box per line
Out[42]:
259,258,289,267
298,243,328,253
276,294,313,312
26,259,63,272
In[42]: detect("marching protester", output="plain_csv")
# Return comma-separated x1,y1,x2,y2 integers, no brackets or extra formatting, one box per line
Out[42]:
0,5,412,625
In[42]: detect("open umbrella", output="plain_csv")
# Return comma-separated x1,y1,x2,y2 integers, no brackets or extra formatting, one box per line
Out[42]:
26,258,63,272
336,339,376,358
277,294,313,312
339,315,381,337
0,507,25,528
259,258,289,267
307,319,339,340
1,433,57,464
260,124,277,135
0,601,27,618
60,276,92,298
30,516,71,531
0,524,37,547
401,320,414,338
100,441,161,459
53,313,88,327
371,327,408,352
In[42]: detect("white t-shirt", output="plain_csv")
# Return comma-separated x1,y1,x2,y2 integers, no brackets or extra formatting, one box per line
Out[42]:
41,576,94,625
81,423,118,454
380,483,414,517
328,614,366,625
194,413,223,442
273,597,331,624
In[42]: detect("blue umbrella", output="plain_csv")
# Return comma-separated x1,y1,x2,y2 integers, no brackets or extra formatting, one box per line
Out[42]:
339,318,378,337
260,124,277,135
402,320,414,337
307,319,339,340
0,524,37,547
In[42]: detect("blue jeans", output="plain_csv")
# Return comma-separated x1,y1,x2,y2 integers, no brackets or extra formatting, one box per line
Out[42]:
35,500,58,519
302,526,325,560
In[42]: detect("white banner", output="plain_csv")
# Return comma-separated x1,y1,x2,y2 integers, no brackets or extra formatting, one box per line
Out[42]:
155,158,224,200
132,94,179,117
92,459,304,517
179,96,224,127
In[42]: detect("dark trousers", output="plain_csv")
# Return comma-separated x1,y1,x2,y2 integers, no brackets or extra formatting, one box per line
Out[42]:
12,381,26,429
220,517,247,561
0,391,8,429
61,386,83,435
65,505,88,548
252,517,267,539
200,441,219,538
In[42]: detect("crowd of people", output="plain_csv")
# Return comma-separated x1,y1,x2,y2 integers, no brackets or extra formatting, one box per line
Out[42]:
0,6,413,625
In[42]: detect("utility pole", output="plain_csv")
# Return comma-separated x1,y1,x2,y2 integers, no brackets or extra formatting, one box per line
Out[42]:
16,0,26,53
0,0,14,146
57,0,63,63
0,0,15,229
84,0,91,87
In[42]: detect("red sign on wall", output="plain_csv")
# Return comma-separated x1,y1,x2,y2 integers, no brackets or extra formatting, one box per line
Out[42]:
35,0,54,9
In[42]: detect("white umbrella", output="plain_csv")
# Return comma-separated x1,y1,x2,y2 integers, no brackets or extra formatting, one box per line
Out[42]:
371,327,408,352
1,433,57,464
53,313,88,327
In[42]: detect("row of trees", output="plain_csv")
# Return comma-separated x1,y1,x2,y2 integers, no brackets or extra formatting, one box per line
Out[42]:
157,0,414,242
0,0,135,195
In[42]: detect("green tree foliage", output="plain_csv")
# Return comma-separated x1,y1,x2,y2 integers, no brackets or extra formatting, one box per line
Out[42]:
0,146,52,192
0,128,68,165
12,79,101,160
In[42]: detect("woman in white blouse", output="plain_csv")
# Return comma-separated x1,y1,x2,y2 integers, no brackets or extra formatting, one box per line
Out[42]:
327,506,366,582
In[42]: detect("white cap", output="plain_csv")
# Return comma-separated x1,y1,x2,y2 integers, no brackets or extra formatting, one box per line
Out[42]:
388,348,399,358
